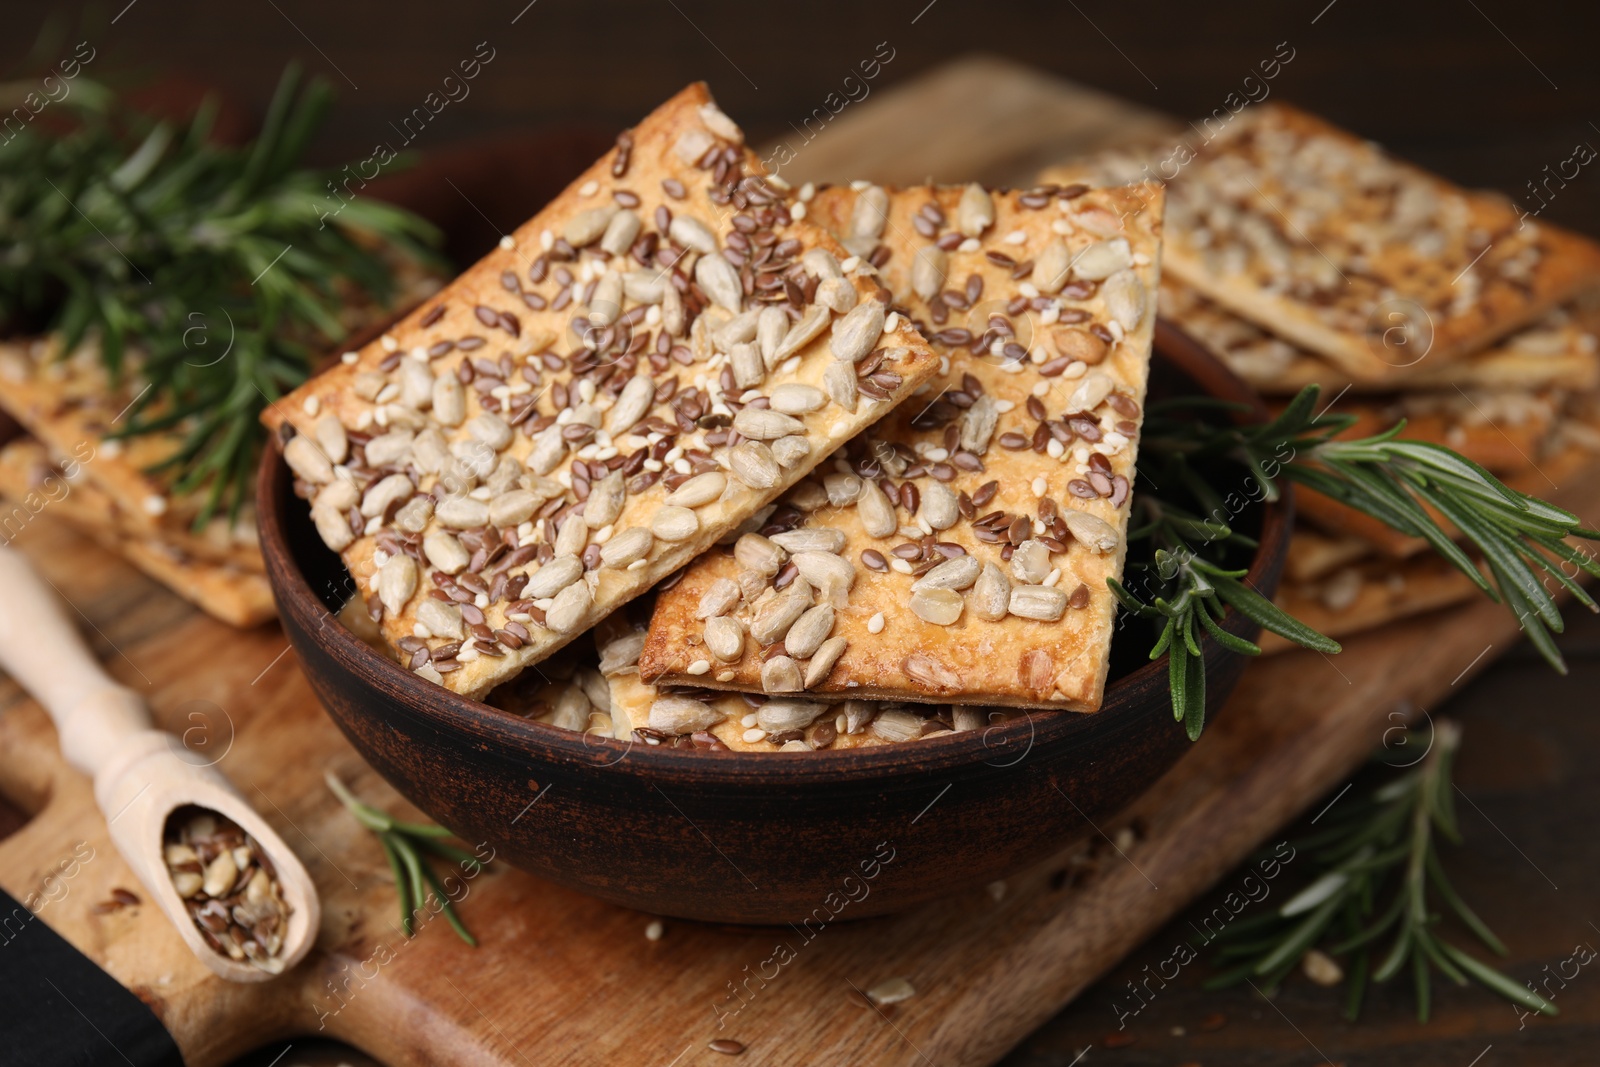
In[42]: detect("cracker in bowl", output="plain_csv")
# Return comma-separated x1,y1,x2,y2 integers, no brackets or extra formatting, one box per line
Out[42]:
262,84,939,700
639,180,1164,712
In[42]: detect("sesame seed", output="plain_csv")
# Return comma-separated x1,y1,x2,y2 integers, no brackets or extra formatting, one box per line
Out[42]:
380,334,398,352
958,238,980,252
499,234,515,250
1004,229,1027,245
142,494,168,516
890,559,914,575
302,395,320,415
1032,477,1047,496
578,179,599,197
743,728,767,743
868,612,886,633
792,202,808,220
645,920,664,941
839,256,861,273
687,659,711,675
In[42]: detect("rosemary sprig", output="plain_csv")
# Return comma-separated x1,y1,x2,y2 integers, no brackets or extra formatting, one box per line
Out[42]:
1203,722,1557,1022
0,64,440,526
325,772,483,945
1121,384,1600,735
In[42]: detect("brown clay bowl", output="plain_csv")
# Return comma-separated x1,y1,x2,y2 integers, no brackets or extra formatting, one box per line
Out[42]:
257,321,1289,924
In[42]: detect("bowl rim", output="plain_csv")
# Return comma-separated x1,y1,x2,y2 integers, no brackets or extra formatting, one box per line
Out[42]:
257,319,1290,784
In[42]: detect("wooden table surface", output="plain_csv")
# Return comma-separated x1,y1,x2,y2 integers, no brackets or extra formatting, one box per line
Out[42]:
2,50,1598,1067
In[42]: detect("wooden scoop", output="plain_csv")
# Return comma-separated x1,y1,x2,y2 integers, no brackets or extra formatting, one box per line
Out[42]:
0,546,319,981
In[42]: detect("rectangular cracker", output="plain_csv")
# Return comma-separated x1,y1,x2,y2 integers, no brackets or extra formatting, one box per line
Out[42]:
261,84,939,701
1258,552,1484,653
1041,104,1600,380
0,437,275,627
1161,278,1600,395
638,180,1164,713
596,619,1006,751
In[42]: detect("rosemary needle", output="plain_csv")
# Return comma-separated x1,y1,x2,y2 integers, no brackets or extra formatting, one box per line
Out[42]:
326,772,482,945
1203,722,1558,1022
1122,384,1600,737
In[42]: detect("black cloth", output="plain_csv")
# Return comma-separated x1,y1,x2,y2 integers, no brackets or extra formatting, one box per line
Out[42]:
0,888,183,1066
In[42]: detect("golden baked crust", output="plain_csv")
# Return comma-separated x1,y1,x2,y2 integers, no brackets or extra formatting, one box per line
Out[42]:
0,339,262,568
639,180,1164,712
0,437,274,626
1042,104,1600,380
261,84,939,700
1161,279,1600,395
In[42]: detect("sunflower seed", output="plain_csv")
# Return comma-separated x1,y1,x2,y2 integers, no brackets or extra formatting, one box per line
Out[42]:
310,501,354,551
1010,539,1052,584
914,554,980,591
695,252,743,313
751,589,811,645
730,342,765,389
1032,238,1072,294
824,472,863,506
666,471,727,508
377,554,418,617
661,282,686,336
651,505,700,541
283,435,333,484
757,699,827,733
487,489,537,528
761,656,804,693
1065,372,1115,414
734,533,786,577
870,709,924,742
957,183,995,237
417,598,464,640
771,527,846,554
816,276,859,314
830,301,886,363
697,578,742,619
581,471,626,529
812,364,856,415
1102,269,1148,331
952,706,988,732
528,422,568,475
732,407,804,441
704,615,746,661
599,630,647,674
546,579,593,633
801,247,843,280
1073,238,1132,280
525,554,583,598
393,494,434,534
919,481,960,530
650,695,723,734
432,374,466,426
435,495,489,529
565,204,618,247
774,305,831,363
313,414,349,463
622,269,666,303
607,374,657,435
785,603,835,658
770,383,825,415
669,215,718,254
792,550,855,605
851,185,889,239
588,271,623,326
770,435,811,469
867,977,916,1005
423,529,471,575
855,478,897,537
804,636,847,687
599,209,641,257
1009,584,1068,621
202,849,239,899
910,586,964,625
728,441,781,488
972,562,1011,621
545,686,590,732
360,473,412,518
1066,510,1120,552
553,512,589,557
600,526,653,568
911,245,948,301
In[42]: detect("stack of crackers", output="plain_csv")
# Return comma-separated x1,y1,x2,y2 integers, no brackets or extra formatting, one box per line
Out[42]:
0,276,440,628
1041,102,1600,650
268,84,1168,751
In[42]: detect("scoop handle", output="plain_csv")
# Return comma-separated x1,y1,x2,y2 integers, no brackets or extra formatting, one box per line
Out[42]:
0,547,150,775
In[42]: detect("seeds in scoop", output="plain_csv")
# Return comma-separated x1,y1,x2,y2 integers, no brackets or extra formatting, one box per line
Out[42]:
165,807,289,974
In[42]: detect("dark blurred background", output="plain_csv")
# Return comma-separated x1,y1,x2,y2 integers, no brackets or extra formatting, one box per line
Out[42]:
6,0,1599,243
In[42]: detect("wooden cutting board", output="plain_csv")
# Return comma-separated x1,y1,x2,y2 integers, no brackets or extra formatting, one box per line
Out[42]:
1,56,1596,1067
